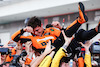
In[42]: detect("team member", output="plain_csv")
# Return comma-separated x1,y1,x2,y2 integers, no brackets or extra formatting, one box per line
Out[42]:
11,2,87,49
11,2,99,61
38,31,73,67
5,41,23,62
30,41,55,67
80,40,92,67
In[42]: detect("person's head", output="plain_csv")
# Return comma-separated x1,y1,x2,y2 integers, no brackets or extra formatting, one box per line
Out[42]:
27,16,44,36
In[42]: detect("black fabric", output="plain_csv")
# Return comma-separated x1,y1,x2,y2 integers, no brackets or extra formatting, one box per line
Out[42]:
53,21,81,48
13,29,31,43
13,29,25,42
46,24,53,28
75,28,98,42
53,28,98,62
65,21,81,37
32,46,45,54
20,38,31,43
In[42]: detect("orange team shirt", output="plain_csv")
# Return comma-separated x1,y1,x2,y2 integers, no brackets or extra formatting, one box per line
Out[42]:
11,27,61,49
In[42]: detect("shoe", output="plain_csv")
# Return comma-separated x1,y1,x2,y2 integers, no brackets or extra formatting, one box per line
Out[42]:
78,2,88,22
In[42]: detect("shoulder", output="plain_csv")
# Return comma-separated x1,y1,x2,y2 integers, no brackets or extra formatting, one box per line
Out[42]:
44,27,61,36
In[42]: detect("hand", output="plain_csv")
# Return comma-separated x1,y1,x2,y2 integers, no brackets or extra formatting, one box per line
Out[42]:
7,39,14,44
25,41,32,52
79,40,92,50
16,40,21,46
44,41,55,54
62,30,73,47
25,41,32,47
52,21,62,29
16,41,22,50
23,26,34,33
3,39,13,47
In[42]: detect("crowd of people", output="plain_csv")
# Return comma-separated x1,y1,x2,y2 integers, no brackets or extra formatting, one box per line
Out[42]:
0,2,100,67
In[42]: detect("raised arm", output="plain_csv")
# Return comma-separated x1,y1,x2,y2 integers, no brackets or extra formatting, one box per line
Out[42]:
3,39,13,48
79,41,92,54
11,28,32,43
15,41,23,55
80,41,92,67
31,41,55,67
51,30,73,67
61,30,73,49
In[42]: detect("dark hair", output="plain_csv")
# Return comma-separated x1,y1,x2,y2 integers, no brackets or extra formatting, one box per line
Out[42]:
46,24,53,28
27,16,41,29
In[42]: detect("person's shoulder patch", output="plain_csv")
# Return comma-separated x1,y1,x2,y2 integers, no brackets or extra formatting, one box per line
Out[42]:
50,29,54,31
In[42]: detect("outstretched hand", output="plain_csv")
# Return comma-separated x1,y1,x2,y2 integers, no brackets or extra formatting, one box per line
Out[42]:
25,41,32,48
79,40,92,50
79,40,93,54
3,39,13,48
62,30,73,47
16,40,23,50
25,41,33,52
44,41,55,54
16,40,21,46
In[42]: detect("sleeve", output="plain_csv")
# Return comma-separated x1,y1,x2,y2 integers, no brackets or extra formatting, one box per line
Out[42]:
39,56,52,67
51,47,66,67
11,29,31,43
11,29,25,42
84,53,92,67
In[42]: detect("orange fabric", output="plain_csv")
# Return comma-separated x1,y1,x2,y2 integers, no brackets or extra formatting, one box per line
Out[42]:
95,28,98,32
66,20,78,30
6,48,16,62
12,33,57,49
20,35,56,49
43,27,61,37
78,57,84,67
31,35,57,49
11,48,16,54
11,30,21,40
11,27,59,49
25,58,32,65
95,21,100,32
77,18,84,24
